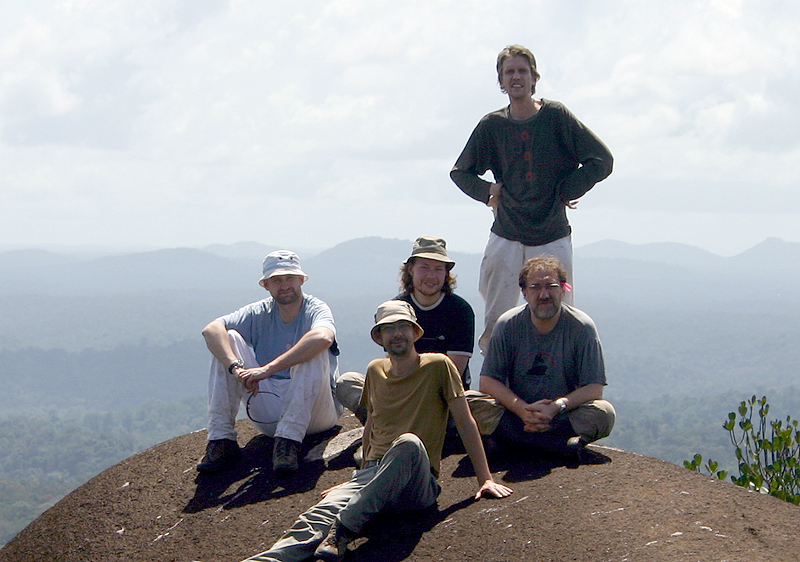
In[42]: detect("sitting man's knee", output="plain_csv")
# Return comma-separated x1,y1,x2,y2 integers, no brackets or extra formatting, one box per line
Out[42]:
335,371,367,424
394,432,423,446
226,329,246,344
465,390,505,435
594,400,616,439
336,371,364,396
390,433,426,456
570,400,615,442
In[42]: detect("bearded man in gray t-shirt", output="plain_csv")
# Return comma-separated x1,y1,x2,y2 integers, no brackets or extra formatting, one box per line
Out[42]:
468,256,615,456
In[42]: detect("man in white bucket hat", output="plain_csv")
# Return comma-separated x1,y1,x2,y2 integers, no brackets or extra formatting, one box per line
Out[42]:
197,250,342,476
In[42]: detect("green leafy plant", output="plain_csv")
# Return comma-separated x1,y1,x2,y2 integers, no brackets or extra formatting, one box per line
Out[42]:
684,395,800,505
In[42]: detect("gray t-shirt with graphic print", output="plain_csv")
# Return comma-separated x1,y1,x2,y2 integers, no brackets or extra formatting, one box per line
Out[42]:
481,303,606,403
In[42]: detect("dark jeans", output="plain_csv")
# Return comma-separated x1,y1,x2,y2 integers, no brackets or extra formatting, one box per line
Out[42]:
493,410,578,453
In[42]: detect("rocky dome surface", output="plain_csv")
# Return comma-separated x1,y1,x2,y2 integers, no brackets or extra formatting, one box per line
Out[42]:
2,414,799,562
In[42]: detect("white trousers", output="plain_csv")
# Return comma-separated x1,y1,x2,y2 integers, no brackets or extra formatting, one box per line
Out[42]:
479,232,574,354
206,330,342,443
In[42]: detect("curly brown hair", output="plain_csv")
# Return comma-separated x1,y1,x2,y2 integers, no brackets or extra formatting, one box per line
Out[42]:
518,256,568,289
399,258,456,296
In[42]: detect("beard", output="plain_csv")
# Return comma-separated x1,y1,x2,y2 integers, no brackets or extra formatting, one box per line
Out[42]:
274,287,300,305
413,279,444,297
532,299,559,320
385,336,413,358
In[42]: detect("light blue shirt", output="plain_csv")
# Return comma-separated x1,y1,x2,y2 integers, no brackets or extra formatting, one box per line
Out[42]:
217,293,337,381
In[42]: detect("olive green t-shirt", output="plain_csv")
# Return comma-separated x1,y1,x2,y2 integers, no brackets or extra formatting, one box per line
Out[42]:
361,353,464,475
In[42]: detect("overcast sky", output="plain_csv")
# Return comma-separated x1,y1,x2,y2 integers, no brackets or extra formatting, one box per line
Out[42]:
1,0,798,256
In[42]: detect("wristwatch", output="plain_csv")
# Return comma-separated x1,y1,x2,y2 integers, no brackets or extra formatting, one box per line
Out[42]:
555,398,568,413
228,359,245,374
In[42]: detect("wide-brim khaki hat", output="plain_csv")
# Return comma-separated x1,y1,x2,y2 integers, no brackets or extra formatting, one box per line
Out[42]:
370,300,424,345
405,235,455,268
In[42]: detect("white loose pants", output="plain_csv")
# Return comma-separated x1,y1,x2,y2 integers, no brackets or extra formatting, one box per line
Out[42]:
206,330,342,443
478,232,574,354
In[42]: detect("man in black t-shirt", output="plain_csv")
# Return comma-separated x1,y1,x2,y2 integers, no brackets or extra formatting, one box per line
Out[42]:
396,236,475,388
336,236,475,421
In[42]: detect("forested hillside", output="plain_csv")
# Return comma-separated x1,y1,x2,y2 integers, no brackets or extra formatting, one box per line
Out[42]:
0,398,206,545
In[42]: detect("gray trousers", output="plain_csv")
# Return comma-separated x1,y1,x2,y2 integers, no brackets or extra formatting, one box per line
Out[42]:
465,390,616,443
242,433,441,562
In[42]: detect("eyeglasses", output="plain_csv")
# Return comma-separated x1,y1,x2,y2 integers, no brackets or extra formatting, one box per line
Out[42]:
526,283,562,293
379,322,414,335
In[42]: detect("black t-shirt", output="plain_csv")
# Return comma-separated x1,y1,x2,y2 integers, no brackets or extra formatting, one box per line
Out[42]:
396,292,475,388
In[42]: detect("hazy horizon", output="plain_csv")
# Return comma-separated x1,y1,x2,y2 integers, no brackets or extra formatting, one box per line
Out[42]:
0,235,794,260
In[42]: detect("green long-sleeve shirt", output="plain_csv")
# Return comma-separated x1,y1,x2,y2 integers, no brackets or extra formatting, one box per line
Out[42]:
451,99,613,247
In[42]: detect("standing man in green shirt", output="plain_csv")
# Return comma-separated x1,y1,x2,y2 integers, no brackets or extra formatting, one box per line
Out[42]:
451,44,613,353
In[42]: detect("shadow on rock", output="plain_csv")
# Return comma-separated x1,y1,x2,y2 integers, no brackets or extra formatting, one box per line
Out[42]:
183,427,343,513
445,443,612,484
348,497,475,562
324,435,363,472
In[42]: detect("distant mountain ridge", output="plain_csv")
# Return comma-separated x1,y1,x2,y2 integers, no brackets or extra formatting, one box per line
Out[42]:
575,237,800,305
576,239,727,266
2,235,797,318
5,236,799,295
1,236,799,412
577,236,800,270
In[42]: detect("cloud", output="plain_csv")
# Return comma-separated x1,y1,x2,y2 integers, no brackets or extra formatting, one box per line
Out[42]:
0,0,799,254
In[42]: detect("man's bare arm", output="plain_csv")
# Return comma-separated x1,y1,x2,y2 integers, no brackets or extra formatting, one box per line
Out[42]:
202,320,239,367
361,414,372,470
532,382,604,417
522,383,605,432
266,326,334,373
448,395,512,499
446,353,470,377
237,327,335,391
562,383,604,410
480,375,537,425
204,319,334,391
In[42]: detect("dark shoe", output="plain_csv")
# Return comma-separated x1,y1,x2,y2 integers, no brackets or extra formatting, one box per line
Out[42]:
564,436,589,466
197,438,241,473
272,437,301,474
352,442,363,467
315,519,356,562
566,436,588,450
